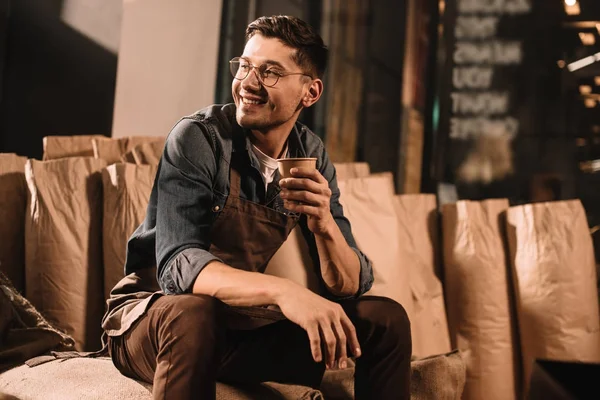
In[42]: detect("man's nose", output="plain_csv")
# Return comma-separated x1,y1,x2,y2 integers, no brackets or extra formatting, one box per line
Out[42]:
241,68,262,90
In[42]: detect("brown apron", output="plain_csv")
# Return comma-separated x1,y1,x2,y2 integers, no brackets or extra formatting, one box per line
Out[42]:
102,161,299,337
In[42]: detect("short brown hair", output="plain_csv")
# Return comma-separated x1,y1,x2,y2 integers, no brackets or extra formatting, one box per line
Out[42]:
246,15,328,79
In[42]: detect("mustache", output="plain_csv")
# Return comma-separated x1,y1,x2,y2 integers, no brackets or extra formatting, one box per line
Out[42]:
239,88,268,100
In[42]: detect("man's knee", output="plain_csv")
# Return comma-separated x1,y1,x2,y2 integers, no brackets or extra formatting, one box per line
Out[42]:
157,294,224,344
175,294,222,321
353,296,412,347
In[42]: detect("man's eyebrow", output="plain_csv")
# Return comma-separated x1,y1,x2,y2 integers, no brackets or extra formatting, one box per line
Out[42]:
262,59,285,69
240,56,287,69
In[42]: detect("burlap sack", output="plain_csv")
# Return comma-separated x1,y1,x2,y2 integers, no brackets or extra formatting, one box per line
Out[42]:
506,200,600,393
332,162,370,181
0,154,27,294
442,199,518,400
92,137,164,165
0,350,466,400
101,163,157,300
121,141,165,166
0,271,75,373
42,135,106,161
0,357,324,400
24,158,107,352
304,350,467,400
337,173,413,317
394,194,450,358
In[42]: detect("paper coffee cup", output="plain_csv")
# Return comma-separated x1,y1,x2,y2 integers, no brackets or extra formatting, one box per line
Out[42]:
276,158,317,179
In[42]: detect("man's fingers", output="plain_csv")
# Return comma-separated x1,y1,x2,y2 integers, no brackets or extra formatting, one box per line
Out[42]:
341,315,361,358
280,177,328,195
333,319,348,369
320,323,337,369
281,190,323,207
280,177,318,190
306,325,322,363
283,201,322,217
290,167,328,184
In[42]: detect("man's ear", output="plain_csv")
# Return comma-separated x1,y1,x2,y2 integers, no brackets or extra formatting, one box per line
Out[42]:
301,78,323,108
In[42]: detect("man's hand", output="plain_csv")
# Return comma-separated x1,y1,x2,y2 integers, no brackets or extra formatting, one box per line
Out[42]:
279,167,334,236
275,281,361,369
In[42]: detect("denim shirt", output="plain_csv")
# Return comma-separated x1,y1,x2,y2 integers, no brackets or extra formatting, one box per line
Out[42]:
123,104,374,300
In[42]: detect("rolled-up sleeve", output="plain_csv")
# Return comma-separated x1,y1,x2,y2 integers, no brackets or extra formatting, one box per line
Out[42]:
156,120,223,294
317,144,374,298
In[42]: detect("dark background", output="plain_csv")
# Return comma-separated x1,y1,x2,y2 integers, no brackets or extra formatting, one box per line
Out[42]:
0,0,121,160
428,0,600,226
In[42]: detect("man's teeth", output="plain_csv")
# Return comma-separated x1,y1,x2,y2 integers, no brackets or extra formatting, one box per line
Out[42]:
242,97,263,105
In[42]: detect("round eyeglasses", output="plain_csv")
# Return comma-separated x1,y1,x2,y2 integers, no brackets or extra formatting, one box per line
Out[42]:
229,57,313,87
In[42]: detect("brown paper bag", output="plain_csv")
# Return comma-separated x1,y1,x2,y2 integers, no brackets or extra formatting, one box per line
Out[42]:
263,163,370,295
42,135,106,160
263,226,322,294
101,163,157,299
92,136,164,164
333,162,370,181
122,141,165,166
442,199,519,400
0,154,27,293
337,173,413,317
506,200,600,394
394,194,451,358
25,158,107,351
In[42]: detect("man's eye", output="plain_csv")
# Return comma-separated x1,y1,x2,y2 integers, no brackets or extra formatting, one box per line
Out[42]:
263,70,281,77
239,64,251,71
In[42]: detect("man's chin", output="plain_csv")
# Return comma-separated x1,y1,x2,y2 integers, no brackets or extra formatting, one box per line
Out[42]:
236,112,268,130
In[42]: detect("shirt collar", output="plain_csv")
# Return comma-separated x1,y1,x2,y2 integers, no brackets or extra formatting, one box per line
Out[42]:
232,121,308,160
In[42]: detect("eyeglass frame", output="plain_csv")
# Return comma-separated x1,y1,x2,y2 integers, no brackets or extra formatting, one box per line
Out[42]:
229,57,313,88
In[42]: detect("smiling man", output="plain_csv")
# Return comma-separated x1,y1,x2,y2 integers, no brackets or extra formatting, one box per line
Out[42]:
102,15,411,400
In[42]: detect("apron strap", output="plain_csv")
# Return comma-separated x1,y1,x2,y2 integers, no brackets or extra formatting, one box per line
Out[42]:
229,163,242,198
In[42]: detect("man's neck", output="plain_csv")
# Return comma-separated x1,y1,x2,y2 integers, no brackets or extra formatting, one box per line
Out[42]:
249,120,296,159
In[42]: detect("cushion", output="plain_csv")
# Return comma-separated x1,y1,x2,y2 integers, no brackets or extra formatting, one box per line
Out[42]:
92,137,164,164
0,357,323,400
101,163,158,299
24,158,107,351
506,200,600,393
442,200,519,399
394,194,451,359
42,135,106,161
337,172,413,318
0,154,27,293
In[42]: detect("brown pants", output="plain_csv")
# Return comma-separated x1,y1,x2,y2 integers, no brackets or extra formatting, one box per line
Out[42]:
107,295,411,400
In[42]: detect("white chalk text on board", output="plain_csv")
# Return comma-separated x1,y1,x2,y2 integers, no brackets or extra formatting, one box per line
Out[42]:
450,0,532,140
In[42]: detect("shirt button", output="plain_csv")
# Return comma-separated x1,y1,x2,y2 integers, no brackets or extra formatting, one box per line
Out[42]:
213,205,221,212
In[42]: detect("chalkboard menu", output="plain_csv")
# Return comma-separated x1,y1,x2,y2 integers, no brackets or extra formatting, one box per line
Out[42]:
435,0,533,184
